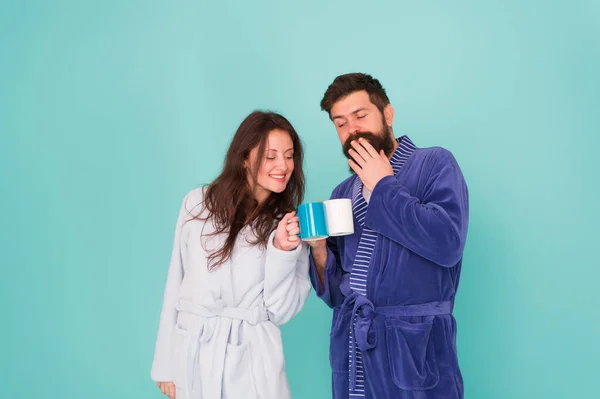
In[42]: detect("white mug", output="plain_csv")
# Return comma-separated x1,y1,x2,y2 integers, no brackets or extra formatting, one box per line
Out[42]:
323,198,354,236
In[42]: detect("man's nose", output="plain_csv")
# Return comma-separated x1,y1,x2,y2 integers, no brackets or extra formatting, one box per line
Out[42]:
347,120,359,135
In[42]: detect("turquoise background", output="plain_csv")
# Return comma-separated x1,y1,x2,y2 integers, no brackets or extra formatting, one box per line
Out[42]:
1,1,599,398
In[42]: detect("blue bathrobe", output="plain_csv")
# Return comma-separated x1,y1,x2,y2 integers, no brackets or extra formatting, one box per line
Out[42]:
309,137,469,398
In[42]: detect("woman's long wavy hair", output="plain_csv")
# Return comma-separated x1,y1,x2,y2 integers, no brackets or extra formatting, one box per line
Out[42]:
198,111,305,271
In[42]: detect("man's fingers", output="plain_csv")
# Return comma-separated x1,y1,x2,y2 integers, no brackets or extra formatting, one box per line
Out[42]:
353,138,376,159
351,140,371,162
358,137,379,158
348,158,361,175
349,149,366,166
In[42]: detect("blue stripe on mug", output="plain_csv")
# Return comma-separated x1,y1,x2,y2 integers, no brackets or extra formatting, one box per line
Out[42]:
297,202,329,241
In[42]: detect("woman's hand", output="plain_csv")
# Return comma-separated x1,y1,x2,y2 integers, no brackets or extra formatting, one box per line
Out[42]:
157,382,176,399
273,212,301,251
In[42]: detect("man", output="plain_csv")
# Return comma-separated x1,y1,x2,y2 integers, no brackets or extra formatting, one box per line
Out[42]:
308,73,469,398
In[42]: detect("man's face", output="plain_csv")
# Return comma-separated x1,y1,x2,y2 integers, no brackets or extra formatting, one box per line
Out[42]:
330,90,396,160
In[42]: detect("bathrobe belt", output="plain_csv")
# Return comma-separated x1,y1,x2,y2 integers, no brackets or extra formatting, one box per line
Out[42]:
334,286,454,391
175,297,270,398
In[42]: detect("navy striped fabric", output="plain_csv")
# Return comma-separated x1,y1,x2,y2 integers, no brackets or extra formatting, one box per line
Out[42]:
348,136,417,397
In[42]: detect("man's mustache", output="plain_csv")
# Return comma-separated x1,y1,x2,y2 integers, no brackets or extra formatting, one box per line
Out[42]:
342,132,381,159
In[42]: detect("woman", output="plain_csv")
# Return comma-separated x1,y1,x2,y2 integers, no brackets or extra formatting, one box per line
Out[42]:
150,111,310,399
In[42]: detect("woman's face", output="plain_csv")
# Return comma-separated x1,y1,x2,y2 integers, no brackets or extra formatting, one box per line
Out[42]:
246,129,295,203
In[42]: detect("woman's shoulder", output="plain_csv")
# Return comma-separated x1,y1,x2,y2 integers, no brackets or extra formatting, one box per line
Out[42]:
180,186,208,219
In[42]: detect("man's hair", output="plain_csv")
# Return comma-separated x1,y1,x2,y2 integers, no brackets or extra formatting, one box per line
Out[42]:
320,73,390,117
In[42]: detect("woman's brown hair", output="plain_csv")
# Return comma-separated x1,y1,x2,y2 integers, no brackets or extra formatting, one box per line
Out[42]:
198,111,304,271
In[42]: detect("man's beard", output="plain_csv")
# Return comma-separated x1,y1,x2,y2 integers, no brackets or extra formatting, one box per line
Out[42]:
342,124,396,174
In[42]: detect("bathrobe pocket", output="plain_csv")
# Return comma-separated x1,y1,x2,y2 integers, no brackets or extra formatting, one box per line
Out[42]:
222,342,258,399
385,318,440,390
170,323,191,389
329,306,350,373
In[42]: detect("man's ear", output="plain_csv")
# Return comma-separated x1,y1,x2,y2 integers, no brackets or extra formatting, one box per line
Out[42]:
383,104,394,127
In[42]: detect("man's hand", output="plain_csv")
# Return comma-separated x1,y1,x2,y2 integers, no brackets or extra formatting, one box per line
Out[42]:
347,137,394,191
307,239,327,287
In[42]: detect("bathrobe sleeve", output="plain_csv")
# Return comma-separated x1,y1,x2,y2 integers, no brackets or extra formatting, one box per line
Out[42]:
308,236,345,308
365,148,469,267
308,184,346,308
150,193,190,382
263,232,311,326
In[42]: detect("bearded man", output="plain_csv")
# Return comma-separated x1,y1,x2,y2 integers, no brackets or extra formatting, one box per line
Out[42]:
308,73,470,399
